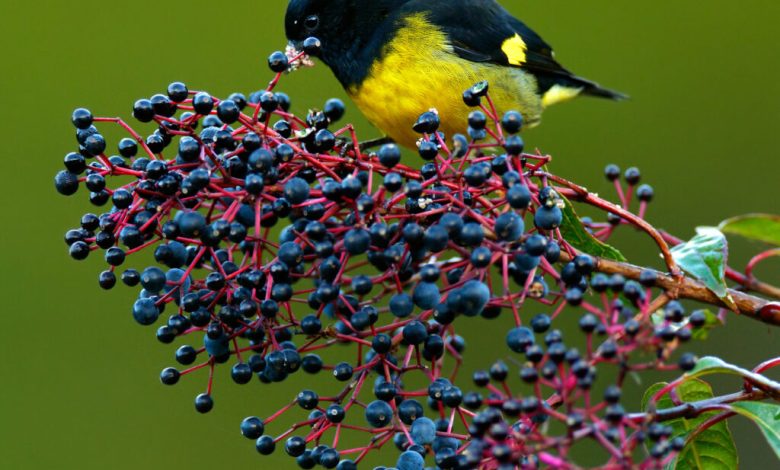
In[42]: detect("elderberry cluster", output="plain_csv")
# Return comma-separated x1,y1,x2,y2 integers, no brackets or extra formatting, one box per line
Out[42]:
55,49,710,469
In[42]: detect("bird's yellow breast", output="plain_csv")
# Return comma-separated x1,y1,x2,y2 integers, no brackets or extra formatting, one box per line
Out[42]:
348,13,544,148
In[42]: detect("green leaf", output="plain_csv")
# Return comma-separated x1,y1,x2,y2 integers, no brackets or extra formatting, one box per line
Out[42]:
671,227,737,311
642,379,737,470
689,310,722,341
642,382,666,412
719,214,780,246
558,196,627,262
730,401,780,460
686,356,780,392
649,308,722,341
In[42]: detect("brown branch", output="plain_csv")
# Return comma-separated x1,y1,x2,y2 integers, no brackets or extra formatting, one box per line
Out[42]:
559,253,780,326
727,269,780,300
566,389,770,450
660,230,780,301
630,389,768,424
542,172,780,304
541,172,680,276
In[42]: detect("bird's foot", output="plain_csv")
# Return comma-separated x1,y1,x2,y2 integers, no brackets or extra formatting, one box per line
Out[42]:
338,136,395,158
359,136,395,153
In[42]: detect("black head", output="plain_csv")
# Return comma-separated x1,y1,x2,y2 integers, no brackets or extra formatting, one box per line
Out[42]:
286,0,345,46
285,0,410,87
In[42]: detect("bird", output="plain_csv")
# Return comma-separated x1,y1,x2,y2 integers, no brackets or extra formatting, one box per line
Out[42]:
285,0,626,149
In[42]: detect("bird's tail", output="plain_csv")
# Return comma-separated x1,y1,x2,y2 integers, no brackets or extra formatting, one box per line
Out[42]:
572,75,629,101
541,74,628,107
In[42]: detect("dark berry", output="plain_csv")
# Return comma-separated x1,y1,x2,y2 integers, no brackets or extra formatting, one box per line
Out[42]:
671,437,686,451
84,133,107,156
530,314,551,333
71,108,93,130
494,213,525,242
413,111,440,134
637,184,655,202
284,177,310,205
468,110,487,130
343,228,370,255
192,92,215,115
520,366,538,383
258,92,279,112
256,436,276,455
167,82,188,102
489,360,509,381
323,98,345,122
299,37,322,56
470,246,492,268
463,89,481,107
95,231,115,249
534,205,563,231
132,298,159,326
605,164,621,181
150,94,176,117
604,385,622,404
578,314,598,333
121,269,140,287
98,270,116,289
417,140,438,160
194,393,214,413
314,129,336,151
231,363,253,384
624,167,641,185
501,111,523,134
216,99,240,124
268,51,289,73
410,416,436,445
506,327,535,353
241,417,265,439
297,389,319,410
55,171,79,196
639,269,658,287
506,185,531,209
69,241,90,260
689,310,708,328
365,400,394,428
678,353,697,371
333,362,353,381
160,367,180,385
284,436,306,457
665,301,686,323
504,135,525,156
402,320,428,345
133,99,154,122
63,152,87,174
605,404,625,424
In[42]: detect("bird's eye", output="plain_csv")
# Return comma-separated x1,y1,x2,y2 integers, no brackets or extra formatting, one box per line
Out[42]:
304,15,320,31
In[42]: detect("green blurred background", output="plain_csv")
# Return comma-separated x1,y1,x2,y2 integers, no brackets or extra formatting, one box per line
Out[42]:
1,0,778,468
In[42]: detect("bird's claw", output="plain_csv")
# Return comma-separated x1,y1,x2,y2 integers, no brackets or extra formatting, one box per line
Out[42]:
358,136,395,153
338,136,395,158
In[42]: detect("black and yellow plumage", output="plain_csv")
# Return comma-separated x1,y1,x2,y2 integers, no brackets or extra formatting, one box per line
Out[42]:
286,0,625,148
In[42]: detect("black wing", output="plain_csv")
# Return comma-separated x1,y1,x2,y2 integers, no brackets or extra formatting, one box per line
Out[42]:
403,0,625,99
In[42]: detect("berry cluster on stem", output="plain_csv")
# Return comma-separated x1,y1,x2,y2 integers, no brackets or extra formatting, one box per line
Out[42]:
54,44,780,469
